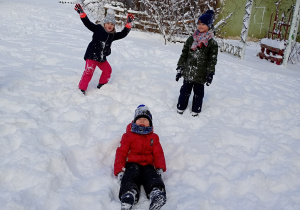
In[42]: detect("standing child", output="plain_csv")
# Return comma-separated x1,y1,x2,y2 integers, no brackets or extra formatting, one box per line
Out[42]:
74,4,134,94
176,10,218,116
114,105,167,210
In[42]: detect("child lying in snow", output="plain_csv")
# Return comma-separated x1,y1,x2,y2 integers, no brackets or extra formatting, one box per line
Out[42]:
114,105,167,210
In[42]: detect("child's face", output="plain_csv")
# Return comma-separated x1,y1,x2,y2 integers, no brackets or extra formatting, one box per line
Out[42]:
197,23,209,33
104,23,115,32
135,118,150,127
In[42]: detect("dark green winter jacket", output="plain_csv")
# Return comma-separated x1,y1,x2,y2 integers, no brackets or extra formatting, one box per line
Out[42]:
177,36,218,84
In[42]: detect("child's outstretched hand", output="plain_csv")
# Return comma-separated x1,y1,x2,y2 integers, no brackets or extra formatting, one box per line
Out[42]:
206,73,214,86
156,169,163,176
125,14,134,29
117,171,124,184
74,4,84,14
74,4,86,18
176,66,183,82
127,14,134,23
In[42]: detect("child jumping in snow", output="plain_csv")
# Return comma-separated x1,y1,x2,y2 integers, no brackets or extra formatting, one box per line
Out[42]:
74,4,134,94
114,105,167,210
176,10,218,116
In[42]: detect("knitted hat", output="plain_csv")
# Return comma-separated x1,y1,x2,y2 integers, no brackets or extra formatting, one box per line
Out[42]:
198,10,214,29
103,13,116,25
133,104,153,127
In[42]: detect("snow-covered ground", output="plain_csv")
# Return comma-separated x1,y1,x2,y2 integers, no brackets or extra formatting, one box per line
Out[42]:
1,0,300,209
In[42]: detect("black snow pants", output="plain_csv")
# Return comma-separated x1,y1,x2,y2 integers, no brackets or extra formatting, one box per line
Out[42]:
177,80,205,113
119,163,166,202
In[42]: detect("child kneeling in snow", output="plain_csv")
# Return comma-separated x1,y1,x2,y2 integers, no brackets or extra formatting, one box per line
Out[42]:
114,105,167,210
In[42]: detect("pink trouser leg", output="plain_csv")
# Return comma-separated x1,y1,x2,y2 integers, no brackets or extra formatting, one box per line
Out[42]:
97,61,112,85
78,60,112,90
78,59,97,91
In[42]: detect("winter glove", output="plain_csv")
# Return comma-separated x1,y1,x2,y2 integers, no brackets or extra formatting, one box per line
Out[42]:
117,171,124,184
127,14,134,23
206,73,214,86
125,14,134,29
175,66,183,82
156,169,163,176
74,4,86,18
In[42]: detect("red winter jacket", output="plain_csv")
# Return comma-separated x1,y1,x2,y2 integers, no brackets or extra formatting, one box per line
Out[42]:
114,123,166,176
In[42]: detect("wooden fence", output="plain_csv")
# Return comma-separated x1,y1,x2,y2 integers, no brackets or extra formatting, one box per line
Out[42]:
59,1,195,42
104,5,194,37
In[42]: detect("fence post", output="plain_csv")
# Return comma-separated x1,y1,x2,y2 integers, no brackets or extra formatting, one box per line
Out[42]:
240,0,254,60
283,0,300,67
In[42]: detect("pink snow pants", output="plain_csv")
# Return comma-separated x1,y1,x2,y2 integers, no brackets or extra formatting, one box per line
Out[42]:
78,59,112,91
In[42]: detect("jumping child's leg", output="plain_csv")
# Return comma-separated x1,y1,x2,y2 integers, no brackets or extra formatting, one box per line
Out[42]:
97,61,112,85
78,59,97,91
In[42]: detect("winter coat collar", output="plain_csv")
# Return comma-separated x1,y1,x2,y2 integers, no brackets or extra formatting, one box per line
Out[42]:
191,30,214,50
127,122,153,135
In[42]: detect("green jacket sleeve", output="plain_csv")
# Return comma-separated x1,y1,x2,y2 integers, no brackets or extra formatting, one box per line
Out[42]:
206,39,218,75
177,36,193,67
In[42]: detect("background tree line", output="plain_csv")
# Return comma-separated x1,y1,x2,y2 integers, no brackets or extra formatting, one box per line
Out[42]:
79,0,231,44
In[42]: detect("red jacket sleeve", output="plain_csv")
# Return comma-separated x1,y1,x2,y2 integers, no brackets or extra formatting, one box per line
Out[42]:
153,135,167,172
114,133,130,176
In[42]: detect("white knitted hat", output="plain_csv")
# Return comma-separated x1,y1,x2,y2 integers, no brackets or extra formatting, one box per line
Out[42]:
103,10,116,25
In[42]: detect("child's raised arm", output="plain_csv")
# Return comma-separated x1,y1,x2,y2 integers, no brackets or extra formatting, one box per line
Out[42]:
74,4,99,32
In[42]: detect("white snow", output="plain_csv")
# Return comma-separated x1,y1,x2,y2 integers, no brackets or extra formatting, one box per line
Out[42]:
261,38,286,50
1,0,300,210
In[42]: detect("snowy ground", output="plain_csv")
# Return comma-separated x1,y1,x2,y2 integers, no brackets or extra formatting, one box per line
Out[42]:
1,0,300,210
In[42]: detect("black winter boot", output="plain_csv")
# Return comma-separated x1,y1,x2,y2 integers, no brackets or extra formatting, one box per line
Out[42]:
149,188,166,210
177,109,184,115
192,112,199,117
97,83,105,89
80,89,85,95
121,191,135,210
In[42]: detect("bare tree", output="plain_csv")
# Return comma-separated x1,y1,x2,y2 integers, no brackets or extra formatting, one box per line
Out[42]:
78,0,232,43
139,0,219,44
80,0,110,21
